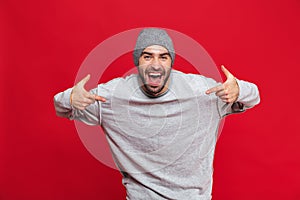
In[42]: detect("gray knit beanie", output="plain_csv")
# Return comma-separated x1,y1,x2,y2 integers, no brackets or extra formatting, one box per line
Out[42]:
133,28,175,66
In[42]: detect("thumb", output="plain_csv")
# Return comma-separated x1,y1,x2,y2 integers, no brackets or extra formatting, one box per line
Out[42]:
78,74,91,87
221,65,233,79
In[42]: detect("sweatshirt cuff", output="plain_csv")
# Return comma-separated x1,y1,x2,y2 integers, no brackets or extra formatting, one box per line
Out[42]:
232,79,245,113
236,79,245,102
54,87,73,109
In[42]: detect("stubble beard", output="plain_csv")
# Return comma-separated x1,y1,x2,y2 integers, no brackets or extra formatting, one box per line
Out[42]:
138,65,171,97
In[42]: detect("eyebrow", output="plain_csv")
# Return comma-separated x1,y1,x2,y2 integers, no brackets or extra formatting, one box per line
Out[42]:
141,51,171,57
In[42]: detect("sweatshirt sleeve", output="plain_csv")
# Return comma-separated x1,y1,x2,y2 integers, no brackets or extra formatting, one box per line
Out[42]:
218,79,260,117
53,87,101,126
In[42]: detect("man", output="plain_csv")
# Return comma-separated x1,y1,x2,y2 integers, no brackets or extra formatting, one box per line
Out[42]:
54,28,260,200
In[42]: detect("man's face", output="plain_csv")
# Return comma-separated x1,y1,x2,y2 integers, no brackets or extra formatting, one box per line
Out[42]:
137,45,172,97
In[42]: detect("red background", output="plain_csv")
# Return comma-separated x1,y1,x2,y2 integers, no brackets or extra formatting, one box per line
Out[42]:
1,0,300,199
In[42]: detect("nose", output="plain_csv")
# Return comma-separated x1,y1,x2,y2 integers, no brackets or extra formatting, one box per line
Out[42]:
150,57,161,70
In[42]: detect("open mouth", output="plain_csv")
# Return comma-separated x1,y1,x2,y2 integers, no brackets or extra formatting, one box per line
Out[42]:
146,72,164,87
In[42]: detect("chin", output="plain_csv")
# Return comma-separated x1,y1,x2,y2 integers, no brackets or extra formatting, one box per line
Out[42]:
145,85,164,95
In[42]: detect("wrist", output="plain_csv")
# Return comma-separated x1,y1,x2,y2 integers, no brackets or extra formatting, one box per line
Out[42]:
70,88,74,106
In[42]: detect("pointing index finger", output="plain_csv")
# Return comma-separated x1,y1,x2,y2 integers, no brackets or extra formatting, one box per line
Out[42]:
205,84,224,94
94,95,106,102
87,93,106,102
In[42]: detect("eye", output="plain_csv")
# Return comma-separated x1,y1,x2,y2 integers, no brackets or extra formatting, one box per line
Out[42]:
160,55,169,61
143,55,152,60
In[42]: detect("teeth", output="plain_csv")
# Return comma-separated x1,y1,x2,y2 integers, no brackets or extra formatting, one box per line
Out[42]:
149,73,161,78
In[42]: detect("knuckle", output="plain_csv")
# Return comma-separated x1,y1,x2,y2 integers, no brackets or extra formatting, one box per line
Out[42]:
79,107,86,110
77,105,85,110
83,99,90,104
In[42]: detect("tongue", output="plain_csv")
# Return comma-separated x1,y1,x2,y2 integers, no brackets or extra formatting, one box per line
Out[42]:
148,75,161,86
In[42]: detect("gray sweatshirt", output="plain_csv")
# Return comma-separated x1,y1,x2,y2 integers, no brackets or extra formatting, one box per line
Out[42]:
54,70,260,200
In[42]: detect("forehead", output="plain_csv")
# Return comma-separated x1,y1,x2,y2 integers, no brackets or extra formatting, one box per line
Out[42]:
143,45,169,54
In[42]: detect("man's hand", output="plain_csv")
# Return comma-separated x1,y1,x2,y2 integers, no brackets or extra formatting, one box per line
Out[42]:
205,65,239,103
70,74,106,110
